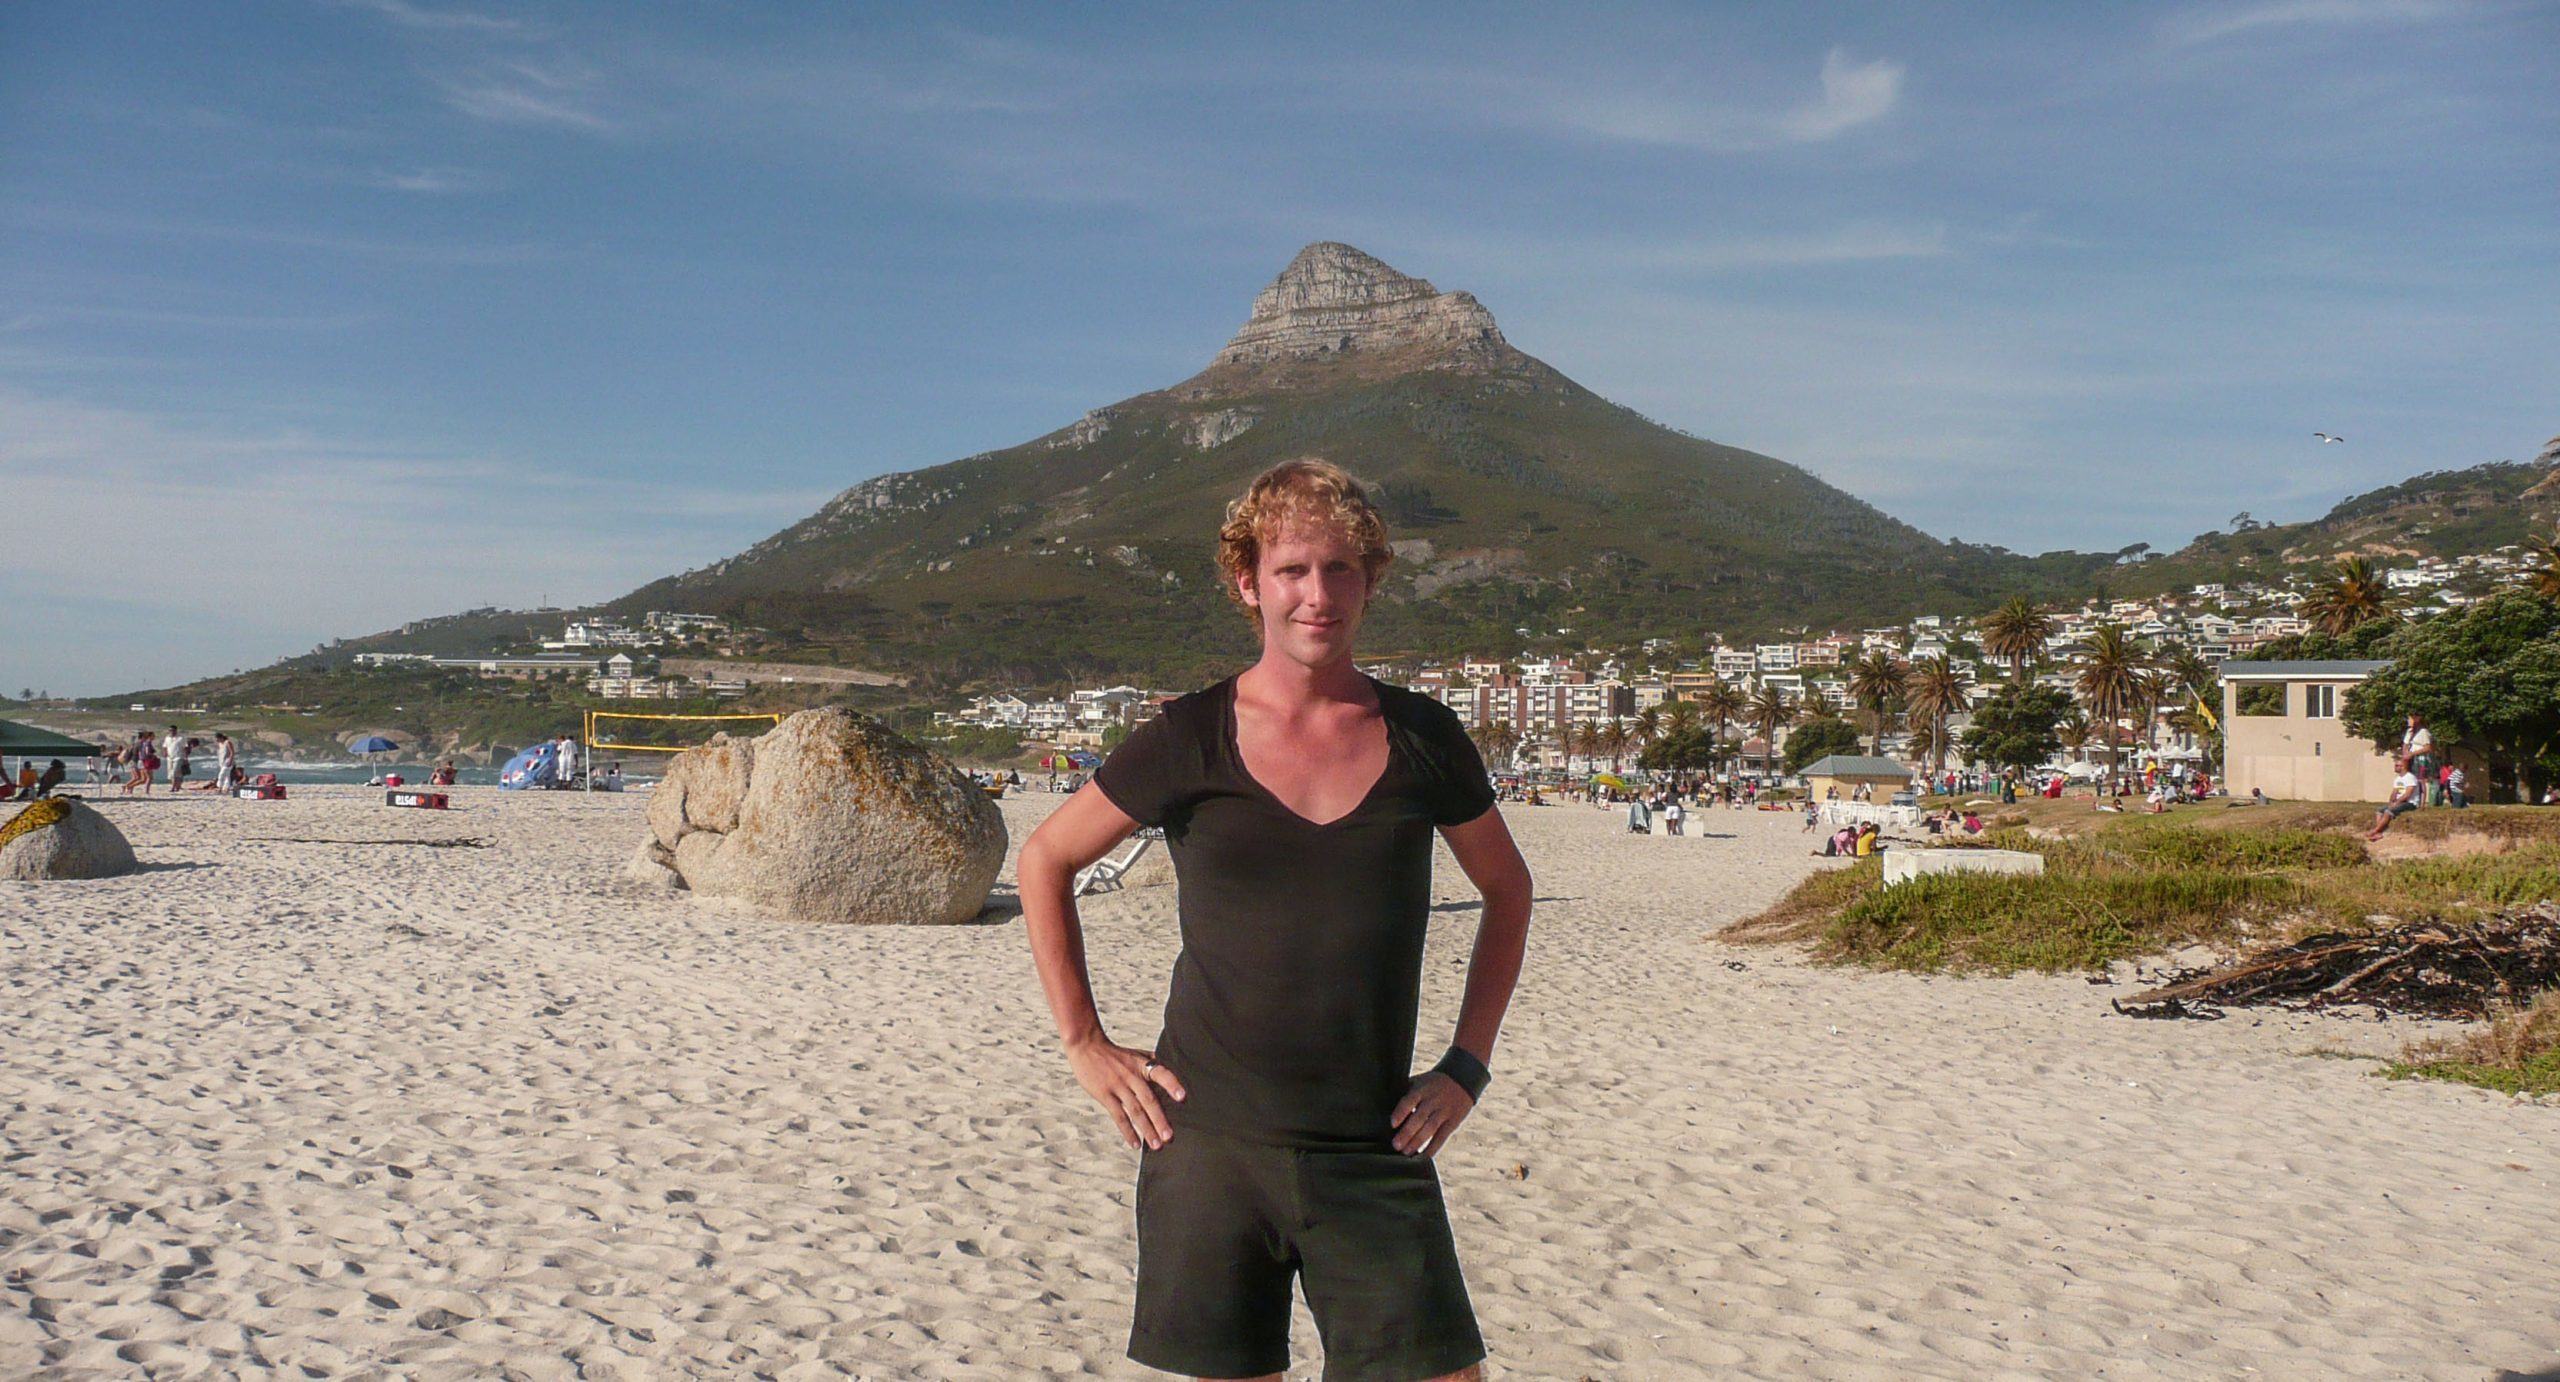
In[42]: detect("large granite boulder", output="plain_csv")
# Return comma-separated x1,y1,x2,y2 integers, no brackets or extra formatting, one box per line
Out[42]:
643,708,1006,924
0,800,138,881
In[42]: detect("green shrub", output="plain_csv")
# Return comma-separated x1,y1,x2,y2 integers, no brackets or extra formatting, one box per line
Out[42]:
1821,869,2304,973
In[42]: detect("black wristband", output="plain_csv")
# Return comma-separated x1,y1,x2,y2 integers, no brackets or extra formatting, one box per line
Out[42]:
1432,1046,1491,1102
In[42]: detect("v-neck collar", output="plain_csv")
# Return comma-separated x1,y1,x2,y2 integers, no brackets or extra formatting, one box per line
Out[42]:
1221,675,1395,830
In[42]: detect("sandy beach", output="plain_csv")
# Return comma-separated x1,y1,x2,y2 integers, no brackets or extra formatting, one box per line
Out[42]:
3,786,2556,1380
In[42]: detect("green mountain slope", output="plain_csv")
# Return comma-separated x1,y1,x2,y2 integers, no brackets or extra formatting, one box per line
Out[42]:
611,244,2093,687
2119,459,2559,595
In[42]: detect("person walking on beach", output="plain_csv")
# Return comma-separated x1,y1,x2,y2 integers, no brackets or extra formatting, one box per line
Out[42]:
1018,459,1531,1382
124,732,157,795
213,733,239,793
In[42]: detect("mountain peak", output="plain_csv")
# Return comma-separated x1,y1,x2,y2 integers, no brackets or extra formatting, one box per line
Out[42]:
1210,241,1515,376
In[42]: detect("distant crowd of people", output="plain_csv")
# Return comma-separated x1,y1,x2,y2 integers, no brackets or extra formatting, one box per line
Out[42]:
75,725,246,797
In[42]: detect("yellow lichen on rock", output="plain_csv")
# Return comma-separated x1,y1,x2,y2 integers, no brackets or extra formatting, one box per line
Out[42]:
0,798,70,849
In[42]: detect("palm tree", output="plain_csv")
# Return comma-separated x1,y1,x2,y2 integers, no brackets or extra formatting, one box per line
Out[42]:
1558,723,1588,772
1904,656,1966,777
2302,554,2394,636
2165,703,2220,772
1747,683,1797,778
1658,699,1701,739
1979,596,2056,684
2527,527,2560,602
1600,720,1632,771
2073,623,2143,791
2164,646,2216,702
2133,667,2180,756
2056,708,2090,766
1847,650,1908,756
1696,681,1744,773
1630,705,1664,764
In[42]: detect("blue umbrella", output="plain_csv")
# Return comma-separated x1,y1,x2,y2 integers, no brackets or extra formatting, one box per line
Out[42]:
350,736,399,754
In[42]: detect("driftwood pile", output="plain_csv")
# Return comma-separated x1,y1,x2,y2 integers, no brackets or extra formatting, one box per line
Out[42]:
2114,903,2560,1021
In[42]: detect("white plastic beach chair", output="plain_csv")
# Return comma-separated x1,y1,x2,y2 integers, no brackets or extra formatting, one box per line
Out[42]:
1075,830,1160,897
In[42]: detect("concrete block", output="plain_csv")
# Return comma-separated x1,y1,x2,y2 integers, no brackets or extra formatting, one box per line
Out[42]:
1882,847,2045,887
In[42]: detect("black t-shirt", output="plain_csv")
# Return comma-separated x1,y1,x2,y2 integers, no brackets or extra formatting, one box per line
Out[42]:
1093,673,1497,1150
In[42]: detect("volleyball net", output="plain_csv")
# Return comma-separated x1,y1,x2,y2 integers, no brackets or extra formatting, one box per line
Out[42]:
582,710,784,755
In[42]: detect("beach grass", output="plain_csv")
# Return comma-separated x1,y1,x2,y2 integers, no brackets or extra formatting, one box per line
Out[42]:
2386,992,2560,1097
1732,815,2560,975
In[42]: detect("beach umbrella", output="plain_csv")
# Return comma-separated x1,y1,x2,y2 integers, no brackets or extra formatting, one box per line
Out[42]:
1590,773,1630,790
350,735,399,780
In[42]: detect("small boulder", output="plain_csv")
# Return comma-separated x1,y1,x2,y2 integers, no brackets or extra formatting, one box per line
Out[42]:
625,837,682,891
646,708,1006,925
0,800,139,881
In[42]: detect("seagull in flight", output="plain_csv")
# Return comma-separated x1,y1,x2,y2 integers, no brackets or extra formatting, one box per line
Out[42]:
2313,432,2345,443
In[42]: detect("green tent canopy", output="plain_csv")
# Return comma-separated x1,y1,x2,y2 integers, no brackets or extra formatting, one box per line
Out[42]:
0,719,105,757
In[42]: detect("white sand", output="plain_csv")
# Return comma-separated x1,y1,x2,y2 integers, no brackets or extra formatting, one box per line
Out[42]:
2,786,2555,1379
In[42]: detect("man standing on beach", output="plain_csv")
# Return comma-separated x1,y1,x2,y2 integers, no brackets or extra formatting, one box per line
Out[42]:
1019,458,1533,1382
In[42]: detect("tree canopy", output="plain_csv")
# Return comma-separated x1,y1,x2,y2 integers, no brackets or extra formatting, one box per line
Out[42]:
1782,716,1863,774
2342,592,2560,801
1960,683,2072,775
1638,725,1722,773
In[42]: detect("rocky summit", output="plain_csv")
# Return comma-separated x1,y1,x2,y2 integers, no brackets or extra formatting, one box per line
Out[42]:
1207,242,1520,380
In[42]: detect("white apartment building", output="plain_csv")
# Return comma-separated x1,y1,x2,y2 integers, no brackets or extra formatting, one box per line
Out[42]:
1563,679,1624,724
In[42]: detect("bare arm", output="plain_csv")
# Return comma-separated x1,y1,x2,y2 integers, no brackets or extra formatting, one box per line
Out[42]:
1439,805,1535,1064
1391,804,1534,1156
1018,784,1187,1150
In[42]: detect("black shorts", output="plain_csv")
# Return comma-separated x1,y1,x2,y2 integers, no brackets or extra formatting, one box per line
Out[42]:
1129,1127,1484,1381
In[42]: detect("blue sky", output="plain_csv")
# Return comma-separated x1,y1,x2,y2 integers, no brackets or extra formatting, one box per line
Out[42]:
5,0,2555,695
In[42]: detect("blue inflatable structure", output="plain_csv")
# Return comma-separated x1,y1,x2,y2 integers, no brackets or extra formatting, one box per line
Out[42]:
499,742,559,790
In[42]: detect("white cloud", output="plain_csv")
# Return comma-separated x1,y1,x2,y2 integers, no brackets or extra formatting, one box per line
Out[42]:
1551,47,1905,152
1,390,826,695
1780,48,1909,142
366,167,503,194
330,0,524,35
2163,0,2469,45
441,61,614,132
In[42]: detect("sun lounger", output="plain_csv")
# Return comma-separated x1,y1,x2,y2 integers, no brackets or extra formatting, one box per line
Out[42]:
1075,830,1160,897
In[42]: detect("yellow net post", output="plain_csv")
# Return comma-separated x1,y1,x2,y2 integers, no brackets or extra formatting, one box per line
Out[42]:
581,710,786,791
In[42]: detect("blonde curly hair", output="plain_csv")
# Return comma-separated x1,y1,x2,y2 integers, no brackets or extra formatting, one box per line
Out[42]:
1215,459,1394,621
